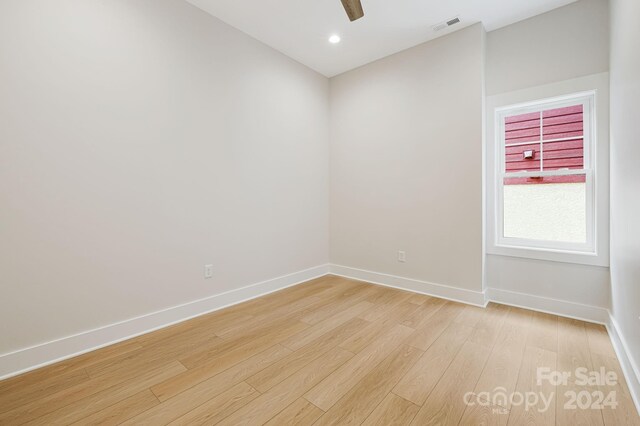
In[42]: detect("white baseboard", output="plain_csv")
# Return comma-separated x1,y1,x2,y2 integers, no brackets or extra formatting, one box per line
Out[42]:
486,287,609,324
606,314,640,416
329,264,487,307
0,264,331,381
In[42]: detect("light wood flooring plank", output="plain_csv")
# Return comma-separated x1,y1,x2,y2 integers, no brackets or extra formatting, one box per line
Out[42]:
359,289,413,322
468,302,511,348
0,339,142,401
526,311,559,353
472,307,533,409
314,344,423,425
337,300,422,355
125,344,289,424
556,317,604,426
264,397,325,426
1,354,182,424
410,340,492,425
459,395,510,426
453,304,487,328
280,300,373,351
24,361,186,426
150,343,290,403
304,324,414,411
393,322,474,405
134,311,252,348
400,296,447,330
0,368,89,415
167,382,260,426
85,328,224,379
215,346,354,425
213,295,323,339
586,322,617,359
247,317,368,392
407,293,432,305
177,318,307,370
590,352,640,426
300,284,380,325
361,393,420,426
405,301,466,351
70,389,160,425
507,346,557,426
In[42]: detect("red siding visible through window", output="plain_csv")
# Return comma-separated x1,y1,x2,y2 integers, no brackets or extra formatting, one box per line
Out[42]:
504,104,585,185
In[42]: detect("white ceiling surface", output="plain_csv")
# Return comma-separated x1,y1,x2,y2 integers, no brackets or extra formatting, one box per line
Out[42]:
186,0,578,77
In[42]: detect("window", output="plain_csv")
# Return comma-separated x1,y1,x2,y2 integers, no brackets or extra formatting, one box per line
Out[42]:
495,92,595,254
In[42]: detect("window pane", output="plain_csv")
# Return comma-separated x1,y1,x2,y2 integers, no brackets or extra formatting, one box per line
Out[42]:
542,138,584,171
503,175,587,243
542,105,583,140
504,112,541,173
505,142,541,172
542,139,584,171
505,112,541,144
541,104,584,172
503,104,586,175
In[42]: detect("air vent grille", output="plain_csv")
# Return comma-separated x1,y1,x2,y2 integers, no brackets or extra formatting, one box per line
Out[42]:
433,16,461,32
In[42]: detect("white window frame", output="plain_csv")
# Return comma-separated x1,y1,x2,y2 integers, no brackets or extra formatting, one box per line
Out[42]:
494,91,597,256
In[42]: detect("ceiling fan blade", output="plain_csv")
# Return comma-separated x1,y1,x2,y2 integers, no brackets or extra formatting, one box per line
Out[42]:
340,0,364,21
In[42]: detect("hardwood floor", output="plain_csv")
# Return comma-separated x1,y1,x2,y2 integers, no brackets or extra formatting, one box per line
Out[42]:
1,275,638,425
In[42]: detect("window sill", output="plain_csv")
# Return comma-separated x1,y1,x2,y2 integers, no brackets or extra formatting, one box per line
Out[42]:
487,243,609,267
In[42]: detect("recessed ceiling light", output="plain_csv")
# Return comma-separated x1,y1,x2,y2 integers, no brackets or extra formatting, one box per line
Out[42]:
329,35,341,44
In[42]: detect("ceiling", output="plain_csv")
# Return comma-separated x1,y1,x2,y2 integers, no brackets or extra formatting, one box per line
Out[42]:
185,0,578,77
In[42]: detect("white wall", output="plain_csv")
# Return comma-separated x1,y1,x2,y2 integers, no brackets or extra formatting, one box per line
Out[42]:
330,24,485,296
486,255,610,306
609,0,640,406
0,0,329,356
484,0,611,321
486,0,609,96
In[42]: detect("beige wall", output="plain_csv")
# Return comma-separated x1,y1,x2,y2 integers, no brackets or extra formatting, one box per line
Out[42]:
330,24,485,292
0,0,329,355
486,0,609,95
610,0,640,401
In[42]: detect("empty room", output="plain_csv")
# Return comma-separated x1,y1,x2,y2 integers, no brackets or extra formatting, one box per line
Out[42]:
1,0,639,424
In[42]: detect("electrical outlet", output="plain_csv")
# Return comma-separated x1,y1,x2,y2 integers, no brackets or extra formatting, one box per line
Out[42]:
204,264,213,279
398,251,406,263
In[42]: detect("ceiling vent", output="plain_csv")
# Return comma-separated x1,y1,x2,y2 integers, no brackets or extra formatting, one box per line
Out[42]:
433,17,460,32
